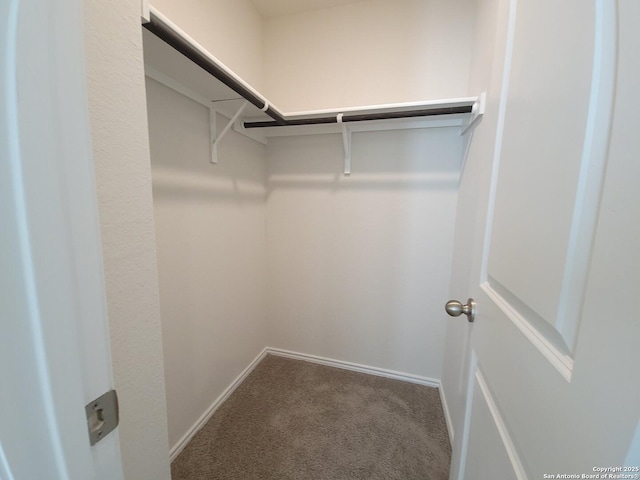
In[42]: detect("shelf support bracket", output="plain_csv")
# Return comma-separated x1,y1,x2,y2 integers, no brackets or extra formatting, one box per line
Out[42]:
211,100,249,164
460,92,486,136
337,113,352,175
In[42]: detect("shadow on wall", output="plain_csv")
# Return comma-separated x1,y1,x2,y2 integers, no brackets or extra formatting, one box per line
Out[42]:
146,78,267,205
265,128,464,198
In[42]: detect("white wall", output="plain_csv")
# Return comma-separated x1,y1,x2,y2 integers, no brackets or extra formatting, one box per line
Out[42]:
266,128,463,379
146,79,269,450
151,0,264,90
263,0,477,111
82,1,171,479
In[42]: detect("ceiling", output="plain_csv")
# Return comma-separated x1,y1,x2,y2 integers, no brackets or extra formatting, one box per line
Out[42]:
250,0,365,18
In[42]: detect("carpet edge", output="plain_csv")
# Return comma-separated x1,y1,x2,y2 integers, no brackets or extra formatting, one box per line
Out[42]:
169,346,270,462
170,346,450,462
265,347,440,388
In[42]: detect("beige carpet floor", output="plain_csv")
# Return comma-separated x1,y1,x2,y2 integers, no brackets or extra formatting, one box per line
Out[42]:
171,355,451,479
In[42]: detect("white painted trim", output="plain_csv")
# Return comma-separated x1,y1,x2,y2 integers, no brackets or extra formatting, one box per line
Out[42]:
481,282,574,381
438,383,455,445
474,369,529,480
265,348,440,388
168,347,270,461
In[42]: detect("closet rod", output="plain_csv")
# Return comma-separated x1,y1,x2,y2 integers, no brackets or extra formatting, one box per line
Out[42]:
143,12,287,125
243,106,473,128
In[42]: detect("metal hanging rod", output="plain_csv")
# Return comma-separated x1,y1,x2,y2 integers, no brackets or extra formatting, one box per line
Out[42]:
143,10,287,125
243,106,473,129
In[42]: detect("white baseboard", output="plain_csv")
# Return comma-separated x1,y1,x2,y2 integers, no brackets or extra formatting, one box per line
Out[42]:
170,346,445,461
439,382,455,445
169,347,269,462
265,347,440,388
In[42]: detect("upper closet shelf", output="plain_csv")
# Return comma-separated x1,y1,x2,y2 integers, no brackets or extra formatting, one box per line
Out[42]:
143,7,483,129
142,7,485,172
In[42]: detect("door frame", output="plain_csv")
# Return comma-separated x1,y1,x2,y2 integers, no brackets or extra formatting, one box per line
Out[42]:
1,0,124,477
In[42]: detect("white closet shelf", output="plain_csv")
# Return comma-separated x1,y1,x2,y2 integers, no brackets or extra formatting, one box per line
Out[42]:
143,7,482,129
142,6,485,172
276,98,477,121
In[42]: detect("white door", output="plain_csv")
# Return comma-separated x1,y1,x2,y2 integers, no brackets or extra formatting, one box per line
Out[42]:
0,0,124,478
444,0,640,478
